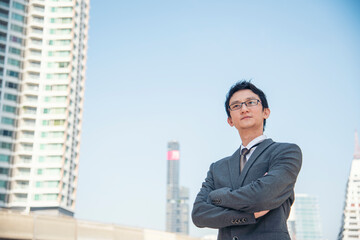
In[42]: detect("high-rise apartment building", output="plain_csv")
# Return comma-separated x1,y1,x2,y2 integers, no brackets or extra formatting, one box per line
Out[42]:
166,140,189,234
338,131,360,239
0,0,89,216
288,194,323,240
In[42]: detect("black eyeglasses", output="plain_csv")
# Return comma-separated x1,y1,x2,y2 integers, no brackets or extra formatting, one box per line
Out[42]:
228,99,261,111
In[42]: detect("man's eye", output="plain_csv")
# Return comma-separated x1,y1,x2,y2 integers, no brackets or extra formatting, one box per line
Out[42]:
248,100,256,105
231,104,240,109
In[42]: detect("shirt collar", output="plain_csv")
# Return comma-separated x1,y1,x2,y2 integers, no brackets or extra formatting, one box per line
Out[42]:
241,135,267,150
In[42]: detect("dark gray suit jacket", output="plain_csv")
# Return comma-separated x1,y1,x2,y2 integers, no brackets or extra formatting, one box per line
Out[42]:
192,139,302,240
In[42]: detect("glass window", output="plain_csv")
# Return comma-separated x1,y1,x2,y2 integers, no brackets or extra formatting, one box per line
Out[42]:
49,28,71,35
0,142,12,150
49,39,71,46
0,32,6,41
6,70,19,78
36,181,43,188
0,180,7,188
3,105,16,113
10,35,23,45
30,49,41,56
5,82,18,89
33,5,44,12
10,24,23,33
32,16,44,23
4,93,17,101
51,7,72,13
34,194,41,200
13,2,25,11
1,117,15,126
23,119,35,126
11,13,24,22
48,51,71,57
0,155,10,163
0,167,9,174
0,130,13,137
23,107,36,114
7,58,21,67
45,193,58,201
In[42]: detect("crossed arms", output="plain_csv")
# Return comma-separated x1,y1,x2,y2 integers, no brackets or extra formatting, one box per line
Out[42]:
191,144,302,229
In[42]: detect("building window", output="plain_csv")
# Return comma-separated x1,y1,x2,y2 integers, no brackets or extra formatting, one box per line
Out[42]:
10,35,23,45
8,58,21,67
6,70,20,78
30,49,41,56
51,7,72,13
1,117,15,126
0,180,7,189
9,47,21,55
5,82,18,89
0,32,6,41
0,9,8,19
0,167,9,174
13,2,25,11
0,130,13,137
10,24,23,33
3,105,16,113
4,93,17,101
11,13,25,23
49,39,71,46
0,142,12,150
0,154,10,163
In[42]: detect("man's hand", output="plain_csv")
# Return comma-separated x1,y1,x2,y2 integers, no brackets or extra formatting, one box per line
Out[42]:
254,210,269,218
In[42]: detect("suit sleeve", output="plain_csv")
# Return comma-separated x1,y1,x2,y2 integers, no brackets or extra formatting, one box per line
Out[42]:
192,163,256,229
208,144,302,212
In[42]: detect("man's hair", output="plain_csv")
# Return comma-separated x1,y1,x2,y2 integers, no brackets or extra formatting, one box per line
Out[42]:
225,80,269,129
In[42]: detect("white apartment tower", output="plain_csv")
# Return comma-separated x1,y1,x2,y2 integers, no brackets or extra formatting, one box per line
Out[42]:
338,131,360,239
0,0,89,216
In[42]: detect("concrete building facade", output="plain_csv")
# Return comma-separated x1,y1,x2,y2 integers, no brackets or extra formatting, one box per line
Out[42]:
0,0,89,216
0,210,201,240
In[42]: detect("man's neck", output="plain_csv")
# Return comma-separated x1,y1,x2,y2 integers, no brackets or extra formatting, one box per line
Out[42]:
239,129,263,147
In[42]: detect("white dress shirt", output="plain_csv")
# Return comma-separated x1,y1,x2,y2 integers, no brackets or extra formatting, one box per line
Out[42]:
240,135,267,162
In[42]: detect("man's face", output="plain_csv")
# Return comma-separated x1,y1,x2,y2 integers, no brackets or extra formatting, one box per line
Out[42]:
227,89,270,132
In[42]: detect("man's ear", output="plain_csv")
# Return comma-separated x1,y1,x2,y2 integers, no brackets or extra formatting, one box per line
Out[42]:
227,117,234,127
263,108,270,119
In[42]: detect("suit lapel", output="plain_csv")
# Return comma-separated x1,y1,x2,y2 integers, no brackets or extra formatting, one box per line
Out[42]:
238,138,275,187
227,148,241,190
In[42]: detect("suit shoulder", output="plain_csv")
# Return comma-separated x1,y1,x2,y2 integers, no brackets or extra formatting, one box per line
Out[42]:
271,141,301,153
212,156,231,168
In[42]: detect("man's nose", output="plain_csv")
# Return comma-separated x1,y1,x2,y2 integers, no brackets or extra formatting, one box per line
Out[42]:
240,104,249,112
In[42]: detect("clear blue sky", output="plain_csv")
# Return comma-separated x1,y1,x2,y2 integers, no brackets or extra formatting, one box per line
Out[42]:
75,1,360,239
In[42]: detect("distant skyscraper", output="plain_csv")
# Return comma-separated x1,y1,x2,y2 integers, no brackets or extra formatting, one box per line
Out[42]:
288,194,323,240
0,0,89,216
338,131,360,240
166,140,189,234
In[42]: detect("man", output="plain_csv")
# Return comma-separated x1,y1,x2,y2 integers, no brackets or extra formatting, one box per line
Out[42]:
191,81,302,240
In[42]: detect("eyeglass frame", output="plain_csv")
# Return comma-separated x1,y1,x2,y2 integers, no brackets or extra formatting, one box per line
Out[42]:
228,99,261,111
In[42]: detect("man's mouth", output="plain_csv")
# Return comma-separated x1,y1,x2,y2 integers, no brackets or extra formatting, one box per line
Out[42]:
241,116,251,120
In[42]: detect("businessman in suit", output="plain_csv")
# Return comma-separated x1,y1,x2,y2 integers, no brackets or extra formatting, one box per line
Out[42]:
192,81,302,240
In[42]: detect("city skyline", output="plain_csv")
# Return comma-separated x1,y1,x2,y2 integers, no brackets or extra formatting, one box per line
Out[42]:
74,1,360,240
